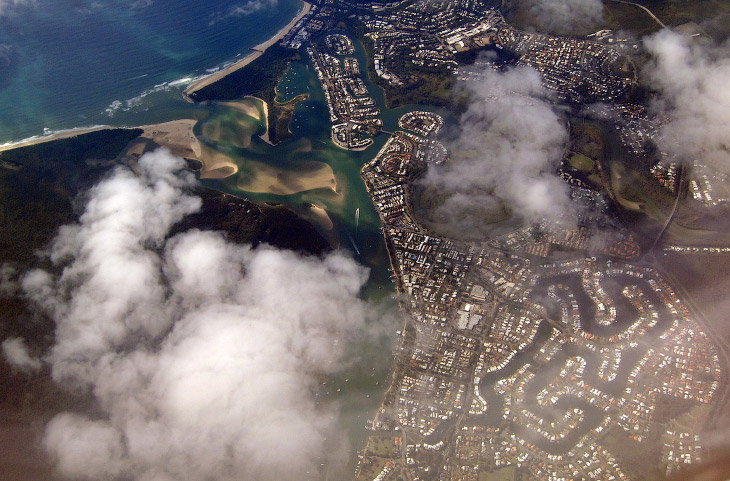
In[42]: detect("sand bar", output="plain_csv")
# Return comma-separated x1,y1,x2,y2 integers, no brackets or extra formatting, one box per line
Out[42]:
246,96,272,144
199,144,238,179
141,119,201,159
183,1,311,100
237,159,336,195
219,99,262,121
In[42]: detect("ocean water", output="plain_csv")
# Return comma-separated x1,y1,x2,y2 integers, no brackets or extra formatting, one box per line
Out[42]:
0,7,415,472
0,0,304,143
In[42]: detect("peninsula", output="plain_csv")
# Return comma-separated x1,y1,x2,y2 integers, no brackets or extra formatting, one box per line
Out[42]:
183,1,312,100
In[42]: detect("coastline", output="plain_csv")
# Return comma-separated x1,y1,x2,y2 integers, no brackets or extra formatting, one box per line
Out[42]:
0,119,201,156
0,126,113,153
183,1,311,101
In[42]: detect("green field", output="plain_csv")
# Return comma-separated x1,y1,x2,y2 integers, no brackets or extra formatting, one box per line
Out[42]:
479,466,518,481
569,153,596,173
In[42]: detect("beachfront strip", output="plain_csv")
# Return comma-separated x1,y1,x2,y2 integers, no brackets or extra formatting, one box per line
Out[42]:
356,113,727,481
307,34,382,150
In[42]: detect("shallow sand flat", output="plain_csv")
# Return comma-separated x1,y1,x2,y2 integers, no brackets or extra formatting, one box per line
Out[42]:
291,137,313,153
236,159,336,195
200,115,256,149
141,119,201,159
183,2,312,98
200,121,252,149
306,203,334,231
199,144,238,179
293,202,339,248
219,99,262,121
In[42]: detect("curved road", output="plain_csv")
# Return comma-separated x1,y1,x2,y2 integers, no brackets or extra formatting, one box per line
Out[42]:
607,0,666,29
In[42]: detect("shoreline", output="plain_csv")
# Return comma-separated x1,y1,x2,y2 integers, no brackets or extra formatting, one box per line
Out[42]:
0,120,201,155
0,126,114,153
1,1,311,148
331,129,374,152
183,1,311,101
247,96,273,145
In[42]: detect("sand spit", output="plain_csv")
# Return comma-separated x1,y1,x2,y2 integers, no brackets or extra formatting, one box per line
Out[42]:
0,118,237,180
183,1,311,99
0,119,201,160
258,97,270,144
237,160,336,195
245,96,272,145
141,119,201,159
0,126,113,153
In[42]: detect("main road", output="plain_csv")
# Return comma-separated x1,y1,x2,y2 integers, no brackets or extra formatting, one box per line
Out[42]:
607,0,666,28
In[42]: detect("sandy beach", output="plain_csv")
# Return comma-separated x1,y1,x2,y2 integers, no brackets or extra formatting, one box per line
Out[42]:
0,117,239,181
296,202,339,248
260,99,271,144
0,126,113,153
245,96,272,144
0,119,204,157
140,119,201,159
183,1,311,100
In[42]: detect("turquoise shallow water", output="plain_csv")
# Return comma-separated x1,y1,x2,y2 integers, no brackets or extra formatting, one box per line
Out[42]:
0,8,435,473
193,35,457,473
0,0,303,143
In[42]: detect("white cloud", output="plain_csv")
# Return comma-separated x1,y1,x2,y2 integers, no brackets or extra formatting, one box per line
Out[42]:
1,336,42,372
518,0,604,34
0,263,18,297
417,65,571,238
643,30,730,174
208,0,278,26
0,0,35,16
20,149,372,481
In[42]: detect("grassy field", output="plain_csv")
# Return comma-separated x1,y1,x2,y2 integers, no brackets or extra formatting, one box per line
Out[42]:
569,153,596,173
479,466,518,481
356,436,400,480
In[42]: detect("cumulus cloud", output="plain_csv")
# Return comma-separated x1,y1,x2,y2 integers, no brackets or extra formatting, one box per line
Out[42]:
19,149,372,481
0,0,35,16
517,0,604,35
208,0,278,26
1,337,42,372
643,30,730,175
0,263,18,297
130,0,153,9
416,65,571,238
